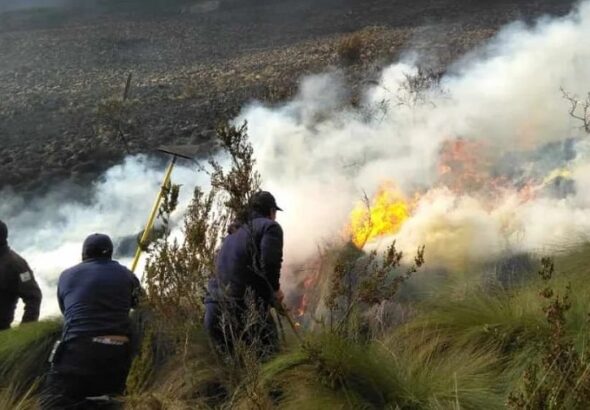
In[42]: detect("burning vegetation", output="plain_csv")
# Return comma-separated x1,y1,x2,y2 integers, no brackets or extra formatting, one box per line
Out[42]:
348,181,412,248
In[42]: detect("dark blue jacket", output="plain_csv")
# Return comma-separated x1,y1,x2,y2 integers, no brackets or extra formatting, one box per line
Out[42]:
58,258,140,341
0,245,42,330
208,213,283,304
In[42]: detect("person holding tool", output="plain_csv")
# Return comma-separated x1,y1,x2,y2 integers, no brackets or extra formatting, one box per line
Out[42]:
0,219,42,331
42,233,141,409
205,191,285,358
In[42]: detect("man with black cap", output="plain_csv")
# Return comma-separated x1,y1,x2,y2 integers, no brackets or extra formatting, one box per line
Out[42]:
42,233,141,409
205,191,284,358
0,219,42,331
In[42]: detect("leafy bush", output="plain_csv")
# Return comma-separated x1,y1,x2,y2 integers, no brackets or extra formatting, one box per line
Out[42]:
508,258,590,409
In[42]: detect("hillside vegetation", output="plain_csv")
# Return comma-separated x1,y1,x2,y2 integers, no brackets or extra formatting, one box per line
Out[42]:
1,125,590,409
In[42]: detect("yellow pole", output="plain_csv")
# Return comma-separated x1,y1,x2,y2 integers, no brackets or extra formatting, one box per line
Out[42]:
131,156,177,272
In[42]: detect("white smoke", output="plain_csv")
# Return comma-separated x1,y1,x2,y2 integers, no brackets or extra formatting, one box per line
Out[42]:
1,156,202,319
239,1,590,271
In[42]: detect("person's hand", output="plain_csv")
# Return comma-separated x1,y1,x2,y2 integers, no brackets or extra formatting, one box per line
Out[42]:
274,289,285,304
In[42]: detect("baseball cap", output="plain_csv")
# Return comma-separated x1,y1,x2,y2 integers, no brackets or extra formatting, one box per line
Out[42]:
250,191,283,212
82,233,114,260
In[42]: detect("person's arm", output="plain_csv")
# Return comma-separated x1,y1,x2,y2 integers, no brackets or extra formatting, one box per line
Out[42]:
16,261,42,323
57,281,65,314
259,223,283,293
130,274,142,309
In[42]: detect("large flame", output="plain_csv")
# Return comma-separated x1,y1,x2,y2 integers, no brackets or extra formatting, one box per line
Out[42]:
349,181,411,248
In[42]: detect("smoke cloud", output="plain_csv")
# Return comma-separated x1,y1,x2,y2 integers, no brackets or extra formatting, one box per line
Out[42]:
239,1,590,272
1,156,201,319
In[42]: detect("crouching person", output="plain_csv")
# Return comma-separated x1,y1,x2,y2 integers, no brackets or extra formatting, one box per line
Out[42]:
41,234,141,410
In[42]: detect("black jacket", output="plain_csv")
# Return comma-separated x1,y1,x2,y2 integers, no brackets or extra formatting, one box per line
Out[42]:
208,213,283,304
0,245,42,330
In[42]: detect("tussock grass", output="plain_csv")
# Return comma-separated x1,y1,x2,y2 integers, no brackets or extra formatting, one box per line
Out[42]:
398,242,590,353
0,383,38,410
399,285,547,356
0,319,61,407
0,319,61,390
262,333,507,409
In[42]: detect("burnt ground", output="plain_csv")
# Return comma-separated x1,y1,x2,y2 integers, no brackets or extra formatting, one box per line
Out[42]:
0,0,576,192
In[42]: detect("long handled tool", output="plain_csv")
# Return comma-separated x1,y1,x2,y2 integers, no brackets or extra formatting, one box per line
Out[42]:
130,145,200,272
273,302,303,343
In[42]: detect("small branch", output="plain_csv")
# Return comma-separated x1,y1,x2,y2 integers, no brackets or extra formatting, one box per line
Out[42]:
561,87,590,134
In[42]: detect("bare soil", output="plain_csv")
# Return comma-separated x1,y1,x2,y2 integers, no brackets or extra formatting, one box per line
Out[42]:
0,0,575,191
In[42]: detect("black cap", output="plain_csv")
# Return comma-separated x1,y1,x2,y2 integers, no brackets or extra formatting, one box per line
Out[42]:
0,220,7,246
82,233,114,260
250,191,283,213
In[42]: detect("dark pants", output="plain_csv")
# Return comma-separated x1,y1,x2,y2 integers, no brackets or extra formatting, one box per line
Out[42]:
41,337,132,410
204,299,278,359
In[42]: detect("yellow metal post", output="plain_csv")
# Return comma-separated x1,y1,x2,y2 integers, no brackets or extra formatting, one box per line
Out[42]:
131,156,177,272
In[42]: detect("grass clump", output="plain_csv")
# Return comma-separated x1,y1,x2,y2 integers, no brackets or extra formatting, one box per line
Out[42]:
337,33,364,65
0,319,61,407
262,332,506,409
0,319,62,390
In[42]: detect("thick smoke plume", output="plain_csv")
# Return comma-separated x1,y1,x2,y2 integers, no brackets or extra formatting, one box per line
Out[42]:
4,1,590,318
1,156,201,318
239,1,590,272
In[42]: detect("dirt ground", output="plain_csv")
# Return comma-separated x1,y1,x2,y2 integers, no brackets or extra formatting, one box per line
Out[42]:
0,0,575,191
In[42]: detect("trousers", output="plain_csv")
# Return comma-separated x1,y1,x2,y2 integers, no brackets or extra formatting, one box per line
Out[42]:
40,337,132,409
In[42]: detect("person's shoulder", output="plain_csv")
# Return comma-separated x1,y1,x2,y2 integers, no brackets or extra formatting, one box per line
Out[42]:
108,259,129,272
7,249,29,268
254,218,283,237
60,261,86,276
110,260,140,282
58,262,86,286
2,249,33,282
253,217,281,229
266,219,283,232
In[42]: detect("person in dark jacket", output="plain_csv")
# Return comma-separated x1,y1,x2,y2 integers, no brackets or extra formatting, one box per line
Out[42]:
205,191,284,358
0,219,42,331
41,233,141,410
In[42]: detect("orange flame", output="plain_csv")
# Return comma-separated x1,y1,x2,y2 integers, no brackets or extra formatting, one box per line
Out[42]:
349,181,411,248
296,275,317,317
438,138,492,193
